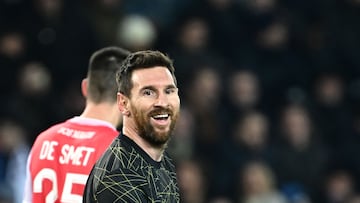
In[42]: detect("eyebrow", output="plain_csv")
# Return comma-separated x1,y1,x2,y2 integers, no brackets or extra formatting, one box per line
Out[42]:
139,84,177,92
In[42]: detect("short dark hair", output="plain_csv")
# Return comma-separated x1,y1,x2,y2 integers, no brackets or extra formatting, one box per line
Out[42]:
116,50,177,97
87,46,130,103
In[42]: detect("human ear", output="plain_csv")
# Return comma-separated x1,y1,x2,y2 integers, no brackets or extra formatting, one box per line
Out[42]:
117,92,130,116
81,78,88,98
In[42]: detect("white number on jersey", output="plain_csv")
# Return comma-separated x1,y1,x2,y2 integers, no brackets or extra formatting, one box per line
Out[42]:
33,168,88,203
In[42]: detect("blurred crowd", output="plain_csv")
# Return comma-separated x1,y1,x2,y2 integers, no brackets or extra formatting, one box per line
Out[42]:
1,0,360,202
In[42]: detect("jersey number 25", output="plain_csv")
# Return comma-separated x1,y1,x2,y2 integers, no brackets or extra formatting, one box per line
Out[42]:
33,168,88,203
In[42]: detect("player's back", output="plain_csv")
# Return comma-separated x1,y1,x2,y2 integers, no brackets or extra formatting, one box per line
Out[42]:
24,117,118,203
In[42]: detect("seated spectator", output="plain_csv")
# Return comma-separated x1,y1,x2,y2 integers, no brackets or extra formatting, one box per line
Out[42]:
271,103,329,202
238,160,288,203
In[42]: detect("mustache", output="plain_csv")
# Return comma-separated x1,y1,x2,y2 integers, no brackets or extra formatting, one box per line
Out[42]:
149,107,173,117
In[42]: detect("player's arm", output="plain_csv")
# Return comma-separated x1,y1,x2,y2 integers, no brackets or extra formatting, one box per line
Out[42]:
94,169,149,203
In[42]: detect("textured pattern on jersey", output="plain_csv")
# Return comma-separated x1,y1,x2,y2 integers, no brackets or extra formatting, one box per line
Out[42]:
83,135,180,203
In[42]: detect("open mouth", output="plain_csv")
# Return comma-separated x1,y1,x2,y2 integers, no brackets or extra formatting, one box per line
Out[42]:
152,114,170,120
150,112,171,127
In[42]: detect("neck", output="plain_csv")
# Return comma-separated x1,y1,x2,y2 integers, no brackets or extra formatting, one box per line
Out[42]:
80,101,121,128
122,118,165,162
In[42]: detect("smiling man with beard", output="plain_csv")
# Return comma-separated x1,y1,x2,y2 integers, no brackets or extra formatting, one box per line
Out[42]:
83,50,181,203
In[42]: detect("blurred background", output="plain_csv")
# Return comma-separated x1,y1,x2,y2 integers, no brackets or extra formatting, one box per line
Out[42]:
1,0,360,202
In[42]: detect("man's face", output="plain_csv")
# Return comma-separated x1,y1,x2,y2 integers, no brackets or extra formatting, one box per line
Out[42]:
128,66,180,148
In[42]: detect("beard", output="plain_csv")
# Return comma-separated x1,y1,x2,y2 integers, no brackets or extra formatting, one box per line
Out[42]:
131,104,179,148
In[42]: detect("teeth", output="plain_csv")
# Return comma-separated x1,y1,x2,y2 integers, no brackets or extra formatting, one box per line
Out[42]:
153,114,169,118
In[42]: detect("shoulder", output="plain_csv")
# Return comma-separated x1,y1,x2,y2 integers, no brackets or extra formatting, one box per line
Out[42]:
162,152,176,171
90,137,150,181
91,166,149,202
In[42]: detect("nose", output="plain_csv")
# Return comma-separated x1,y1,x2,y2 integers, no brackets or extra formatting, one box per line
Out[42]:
154,92,169,107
